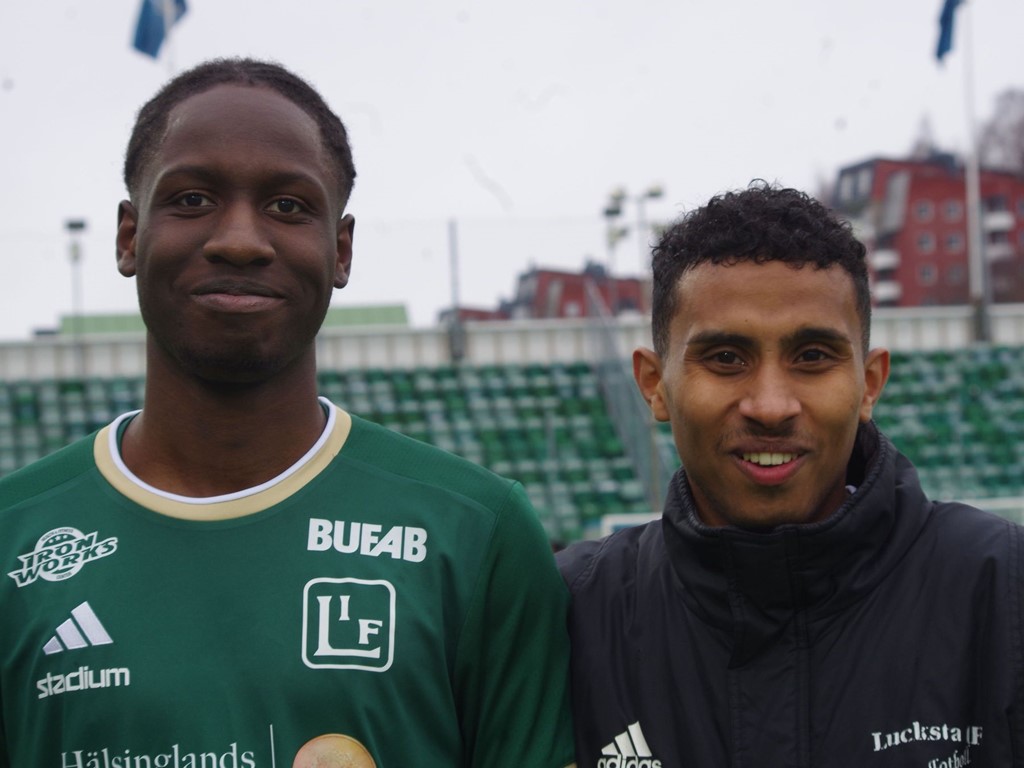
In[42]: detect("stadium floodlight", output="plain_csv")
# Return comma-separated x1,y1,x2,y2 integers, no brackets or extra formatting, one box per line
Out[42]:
604,187,627,219
65,220,86,263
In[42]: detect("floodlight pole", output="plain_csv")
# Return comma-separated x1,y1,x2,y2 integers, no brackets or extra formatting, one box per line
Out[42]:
447,218,466,364
65,219,87,378
603,189,628,316
602,184,669,512
961,1,991,343
162,0,177,76
634,184,664,274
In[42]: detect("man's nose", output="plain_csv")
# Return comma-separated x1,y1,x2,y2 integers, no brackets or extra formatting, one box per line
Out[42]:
737,364,802,427
202,203,274,267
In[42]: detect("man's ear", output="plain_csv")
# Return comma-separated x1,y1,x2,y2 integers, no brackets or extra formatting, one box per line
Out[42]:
116,201,139,277
633,347,671,422
334,214,355,289
859,347,891,422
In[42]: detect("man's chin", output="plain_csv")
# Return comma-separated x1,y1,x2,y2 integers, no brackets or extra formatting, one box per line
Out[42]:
728,498,838,531
705,497,817,531
175,346,288,387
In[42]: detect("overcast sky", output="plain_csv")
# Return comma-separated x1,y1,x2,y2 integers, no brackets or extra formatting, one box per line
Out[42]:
1,0,1021,341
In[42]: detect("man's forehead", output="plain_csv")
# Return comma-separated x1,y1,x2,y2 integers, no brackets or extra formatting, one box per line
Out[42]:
676,259,857,300
135,84,339,201
672,259,862,340
161,84,322,148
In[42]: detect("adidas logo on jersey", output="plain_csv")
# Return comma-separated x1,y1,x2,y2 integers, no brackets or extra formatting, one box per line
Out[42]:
597,722,662,768
37,601,127,701
43,601,113,655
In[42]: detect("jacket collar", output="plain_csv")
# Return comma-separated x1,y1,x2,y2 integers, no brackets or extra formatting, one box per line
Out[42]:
661,422,932,666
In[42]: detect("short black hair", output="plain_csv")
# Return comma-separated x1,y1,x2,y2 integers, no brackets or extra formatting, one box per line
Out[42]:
123,57,356,207
650,181,871,357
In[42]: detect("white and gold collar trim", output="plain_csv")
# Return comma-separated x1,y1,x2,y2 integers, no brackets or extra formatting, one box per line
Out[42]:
94,397,351,521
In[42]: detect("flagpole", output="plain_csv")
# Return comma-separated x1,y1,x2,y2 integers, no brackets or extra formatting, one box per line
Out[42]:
961,0,990,343
162,0,177,76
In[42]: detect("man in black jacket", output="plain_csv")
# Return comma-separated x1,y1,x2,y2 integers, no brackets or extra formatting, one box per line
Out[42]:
557,182,1024,767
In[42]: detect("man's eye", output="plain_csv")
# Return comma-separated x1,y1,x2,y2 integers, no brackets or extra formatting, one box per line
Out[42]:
702,350,747,375
178,193,211,207
710,351,743,366
799,349,830,363
268,198,304,214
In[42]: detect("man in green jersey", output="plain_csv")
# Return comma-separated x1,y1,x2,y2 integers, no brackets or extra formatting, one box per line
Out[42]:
0,58,575,768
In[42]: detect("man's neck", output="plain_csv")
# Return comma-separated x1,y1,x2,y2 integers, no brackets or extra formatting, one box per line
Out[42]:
120,356,328,498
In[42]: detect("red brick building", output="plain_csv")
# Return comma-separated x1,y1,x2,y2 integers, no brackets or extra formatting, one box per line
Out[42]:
440,262,648,324
833,155,1024,306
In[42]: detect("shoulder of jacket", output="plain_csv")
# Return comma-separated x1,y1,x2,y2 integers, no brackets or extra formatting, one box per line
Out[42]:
556,521,657,595
926,500,1020,549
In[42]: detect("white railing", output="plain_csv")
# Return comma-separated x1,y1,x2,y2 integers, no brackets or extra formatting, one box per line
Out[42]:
869,249,900,271
1,304,1024,380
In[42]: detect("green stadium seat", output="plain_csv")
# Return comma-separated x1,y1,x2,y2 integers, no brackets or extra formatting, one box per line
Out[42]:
3,349,1021,540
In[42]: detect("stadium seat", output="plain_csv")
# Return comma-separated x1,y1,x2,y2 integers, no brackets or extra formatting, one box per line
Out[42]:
1,347,1021,540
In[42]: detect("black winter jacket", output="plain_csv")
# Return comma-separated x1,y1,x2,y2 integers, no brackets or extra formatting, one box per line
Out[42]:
558,423,1024,767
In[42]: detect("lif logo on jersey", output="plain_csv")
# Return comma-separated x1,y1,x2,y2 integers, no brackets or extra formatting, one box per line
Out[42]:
8,527,118,588
302,577,396,672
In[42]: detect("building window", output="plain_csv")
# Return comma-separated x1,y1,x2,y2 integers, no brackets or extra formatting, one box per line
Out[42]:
913,200,935,222
943,200,963,221
918,264,937,285
944,232,965,253
985,194,1008,212
916,232,936,253
874,268,896,281
946,265,965,285
517,274,538,303
1017,198,1024,216
544,279,563,318
858,168,872,197
838,174,855,203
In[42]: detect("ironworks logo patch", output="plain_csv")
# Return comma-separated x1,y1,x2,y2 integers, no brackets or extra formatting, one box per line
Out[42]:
7,527,118,588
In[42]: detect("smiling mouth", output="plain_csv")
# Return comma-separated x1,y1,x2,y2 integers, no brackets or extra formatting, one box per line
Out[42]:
193,280,281,299
741,452,797,466
191,291,284,314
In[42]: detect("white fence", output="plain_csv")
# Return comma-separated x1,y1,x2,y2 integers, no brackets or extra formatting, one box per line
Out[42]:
2,304,1023,381
1,307,1021,522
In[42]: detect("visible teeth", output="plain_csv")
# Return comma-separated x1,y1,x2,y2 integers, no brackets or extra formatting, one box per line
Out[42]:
743,452,795,466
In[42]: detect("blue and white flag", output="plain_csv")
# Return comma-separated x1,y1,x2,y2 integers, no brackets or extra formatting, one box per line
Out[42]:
133,0,187,58
935,0,961,61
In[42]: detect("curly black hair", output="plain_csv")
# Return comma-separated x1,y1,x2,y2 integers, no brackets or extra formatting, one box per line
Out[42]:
123,58,356,208
650,181,870,357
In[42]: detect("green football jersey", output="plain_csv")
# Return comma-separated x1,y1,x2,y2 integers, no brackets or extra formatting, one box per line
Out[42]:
0,402,575,768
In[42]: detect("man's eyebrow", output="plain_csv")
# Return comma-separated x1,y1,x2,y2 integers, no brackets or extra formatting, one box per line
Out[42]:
686,331,753,348
152,165,218,185
782,326,854,348
155,165,327,190
685,327,853,349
